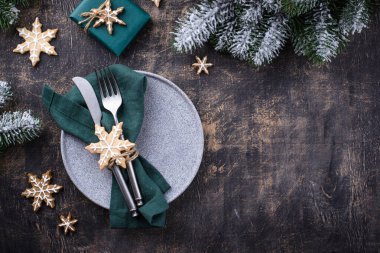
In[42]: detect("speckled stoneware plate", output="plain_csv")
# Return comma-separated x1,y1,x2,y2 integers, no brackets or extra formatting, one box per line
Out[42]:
60,71,204,209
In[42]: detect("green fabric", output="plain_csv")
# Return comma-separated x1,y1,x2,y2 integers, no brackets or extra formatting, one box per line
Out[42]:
42,64,170,228
70,0,150,56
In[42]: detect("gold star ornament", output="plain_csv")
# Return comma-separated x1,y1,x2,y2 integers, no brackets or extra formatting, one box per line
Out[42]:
58,213,78,234
13,17,58,67
85,122,138,170
79,0,126,35
151,0,161,7
192,56,213,75
21,170,63,212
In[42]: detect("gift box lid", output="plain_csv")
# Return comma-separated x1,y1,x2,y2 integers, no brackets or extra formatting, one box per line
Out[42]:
70,0,150,56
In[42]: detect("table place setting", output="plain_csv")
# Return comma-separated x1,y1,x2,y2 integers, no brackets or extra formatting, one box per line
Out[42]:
42,64,204,228
2,0,379,250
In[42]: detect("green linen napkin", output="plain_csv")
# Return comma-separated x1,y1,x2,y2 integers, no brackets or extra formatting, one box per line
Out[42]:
42,64,170,228
70,0,150,56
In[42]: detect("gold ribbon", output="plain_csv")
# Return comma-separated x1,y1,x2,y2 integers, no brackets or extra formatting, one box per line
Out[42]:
110,146,139,169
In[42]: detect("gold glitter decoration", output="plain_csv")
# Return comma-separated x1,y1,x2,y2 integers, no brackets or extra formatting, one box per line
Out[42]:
21,170,63,212
192,56,213,75
13,17,58,67
79,0,126,35
85,122,138,170
58,213,78,234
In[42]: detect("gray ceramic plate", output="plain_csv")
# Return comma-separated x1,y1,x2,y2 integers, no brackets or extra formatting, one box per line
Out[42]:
60,71,204,209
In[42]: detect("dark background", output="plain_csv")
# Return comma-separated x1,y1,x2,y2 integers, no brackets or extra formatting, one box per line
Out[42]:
1,0,380,252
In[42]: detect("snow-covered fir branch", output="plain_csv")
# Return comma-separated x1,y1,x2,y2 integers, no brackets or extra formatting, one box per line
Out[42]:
312,3,343,62
0,110,41,150
282,0,319,16
173,0,376,66
229,25,257,60
214,5,237,51
215,17,237,51
173,0,236,53
0,1,19,30
292,2,344,63
229,2,264,60
262,0,281,13
241,2,263,24
339,0,369,35
0,81,12,109
250,15,290,66
0,0,36,30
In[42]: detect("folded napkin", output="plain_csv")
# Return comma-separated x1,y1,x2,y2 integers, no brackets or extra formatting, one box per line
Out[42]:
42,64,170,228
70,0,151,56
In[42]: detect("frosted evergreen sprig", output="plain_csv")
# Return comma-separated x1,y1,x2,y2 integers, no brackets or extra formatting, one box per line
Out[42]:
0,1,19,30
262,0,281,13
173,0,377,66
0,80,41,150
0,110,41,150
250,15,290,66
173,0,236,53
339,0,369,35
214,1,237,50
0,81,12,109
0,0,34,30
282,0,319,16
293,2,344,63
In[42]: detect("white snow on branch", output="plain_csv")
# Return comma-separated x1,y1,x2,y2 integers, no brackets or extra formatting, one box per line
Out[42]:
251,15,289,66
0,81,12,109
0,110,41,148
340,0,369,35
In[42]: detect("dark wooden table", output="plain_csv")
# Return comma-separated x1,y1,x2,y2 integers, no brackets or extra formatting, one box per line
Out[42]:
1,1,380,252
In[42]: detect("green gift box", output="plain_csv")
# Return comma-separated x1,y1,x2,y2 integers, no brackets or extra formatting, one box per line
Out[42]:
70,0,150,56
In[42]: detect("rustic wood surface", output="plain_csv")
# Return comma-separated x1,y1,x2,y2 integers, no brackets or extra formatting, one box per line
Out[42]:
1,0,380,252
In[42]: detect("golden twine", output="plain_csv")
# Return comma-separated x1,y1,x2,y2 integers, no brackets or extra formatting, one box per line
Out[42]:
78,1,107,32
109,148,139,169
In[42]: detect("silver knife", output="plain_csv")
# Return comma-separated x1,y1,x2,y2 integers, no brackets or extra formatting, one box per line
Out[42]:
72,77,138,217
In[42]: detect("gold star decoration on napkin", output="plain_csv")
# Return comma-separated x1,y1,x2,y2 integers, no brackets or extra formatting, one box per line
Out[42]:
58,213,78,234
21,170,63,212
79,0,126,35
85,122,138,170
192,56,213,75
13,17,58,67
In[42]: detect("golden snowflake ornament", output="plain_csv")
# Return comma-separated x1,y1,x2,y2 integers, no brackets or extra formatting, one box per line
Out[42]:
58,213,78,234
80,0,126,35
21,170,63,212
85,122,137,170
192,56,213,75
13,17,58,67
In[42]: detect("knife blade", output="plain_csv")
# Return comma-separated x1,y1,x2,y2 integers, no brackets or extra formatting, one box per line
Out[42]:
72,77,138,217
72,77,102,125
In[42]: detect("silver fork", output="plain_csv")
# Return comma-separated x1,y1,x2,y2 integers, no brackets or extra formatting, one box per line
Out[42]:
95,67,144,207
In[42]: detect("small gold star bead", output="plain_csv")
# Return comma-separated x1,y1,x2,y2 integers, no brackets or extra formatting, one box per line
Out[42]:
152,0,161,7
192,56,213,75
58,213,78,235
13,17,58,67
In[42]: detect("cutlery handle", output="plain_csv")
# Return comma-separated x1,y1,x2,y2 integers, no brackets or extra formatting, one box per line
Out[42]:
113,115,144,207
112,166,138,217
127,161,143,206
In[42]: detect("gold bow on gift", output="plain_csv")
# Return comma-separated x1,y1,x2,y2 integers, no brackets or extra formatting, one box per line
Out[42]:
85,122,139,170
79,0,126,35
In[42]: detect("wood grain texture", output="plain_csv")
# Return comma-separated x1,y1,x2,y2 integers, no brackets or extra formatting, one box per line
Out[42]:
1,0,380,252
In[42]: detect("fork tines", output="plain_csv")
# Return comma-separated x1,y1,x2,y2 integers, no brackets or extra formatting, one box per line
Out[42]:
95,67,120,98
